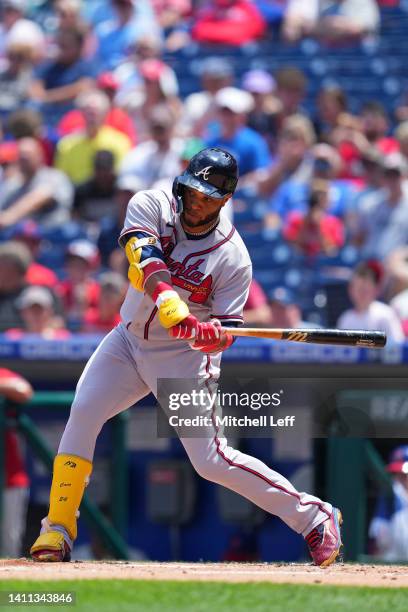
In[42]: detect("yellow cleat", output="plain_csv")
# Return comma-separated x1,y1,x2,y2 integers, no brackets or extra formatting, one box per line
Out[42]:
30,531,71,562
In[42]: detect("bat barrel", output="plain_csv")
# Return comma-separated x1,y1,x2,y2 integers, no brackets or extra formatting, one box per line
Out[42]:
281,329,386,348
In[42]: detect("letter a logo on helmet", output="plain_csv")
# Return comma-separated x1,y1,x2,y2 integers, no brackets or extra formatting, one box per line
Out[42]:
194,166,213,181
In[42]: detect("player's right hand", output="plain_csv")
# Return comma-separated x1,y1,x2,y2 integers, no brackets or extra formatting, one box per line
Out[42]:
157,290,192,330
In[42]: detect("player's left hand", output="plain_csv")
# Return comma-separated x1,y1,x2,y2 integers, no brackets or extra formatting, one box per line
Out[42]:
168,314,200,340
190,319,233,353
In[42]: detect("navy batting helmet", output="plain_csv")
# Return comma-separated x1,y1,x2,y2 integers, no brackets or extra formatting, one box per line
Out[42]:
172,147,238,212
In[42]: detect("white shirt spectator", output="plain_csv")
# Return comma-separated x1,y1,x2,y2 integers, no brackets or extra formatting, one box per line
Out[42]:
119,138,184,191
337,301,405,344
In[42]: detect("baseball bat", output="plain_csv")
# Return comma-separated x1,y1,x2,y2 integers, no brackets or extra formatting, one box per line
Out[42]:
220,327,387,348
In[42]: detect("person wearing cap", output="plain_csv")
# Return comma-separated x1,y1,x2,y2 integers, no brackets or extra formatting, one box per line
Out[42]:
118,104,184,190
337,261,404,344
0,137,73,230
56,240,101,330
55,89,132,185
369,445,408,561
355,153,408,260
6,285,70,340
205,86,271,176
191,0,266,46
95,0,161,71
182,57,234,138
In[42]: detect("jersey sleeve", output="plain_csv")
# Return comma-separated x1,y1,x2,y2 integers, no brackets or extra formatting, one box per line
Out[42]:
118,190,163,247
210,264,252,326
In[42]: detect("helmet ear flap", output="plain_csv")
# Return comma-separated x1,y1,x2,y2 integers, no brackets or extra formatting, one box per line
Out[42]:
172,177,184,213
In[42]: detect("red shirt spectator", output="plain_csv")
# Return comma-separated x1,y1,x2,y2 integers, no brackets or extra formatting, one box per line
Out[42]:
283,179,345,257
192,0,267,46
81,272,126,334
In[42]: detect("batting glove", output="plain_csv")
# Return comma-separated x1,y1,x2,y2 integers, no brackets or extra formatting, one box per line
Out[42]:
168,314,200,340
190,319,234,354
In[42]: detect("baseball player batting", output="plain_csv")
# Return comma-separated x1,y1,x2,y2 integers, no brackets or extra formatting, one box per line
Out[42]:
30,148,342,567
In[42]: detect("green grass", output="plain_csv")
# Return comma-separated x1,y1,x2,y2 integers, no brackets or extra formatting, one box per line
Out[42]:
0,580,407,612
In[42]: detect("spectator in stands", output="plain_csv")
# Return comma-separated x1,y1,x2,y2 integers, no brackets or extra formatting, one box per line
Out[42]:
283,178,345,257
97,174,138,272
265,142,352,228
346,148,385,240
369,445,408,561
117,58,181,143
6,285,70,339
337,260,404,343
206,87,270,176
274,67,307,123
0,137,73,230
0,241,30,332
82,271,126,333
360,102,399,157
0,42,34,122
5,108,54,166
285,0,380,44
29,26,96,127
10,220,58,288
57,240,101,331
243,279,272,326
191,0,267,46
55,89,131,185
95,0,161,71
355,153,408,260
0,0,45,62
0,367,32,558
241,69,279,150
119,104,183,190
255,114,315,198
269,286,317,328
57,71,137,145
182,57,234,139
53,0,97,60
390,277,408,336
73,150,117,225
314,85,348,142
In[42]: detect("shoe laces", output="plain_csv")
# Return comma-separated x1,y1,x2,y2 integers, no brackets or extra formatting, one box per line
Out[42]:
305,523,324,551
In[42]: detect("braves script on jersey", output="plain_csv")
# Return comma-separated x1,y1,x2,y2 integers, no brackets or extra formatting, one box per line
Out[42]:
119,189,252,345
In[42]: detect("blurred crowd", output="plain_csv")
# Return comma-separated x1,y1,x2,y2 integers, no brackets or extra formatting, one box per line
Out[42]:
0,0,408,340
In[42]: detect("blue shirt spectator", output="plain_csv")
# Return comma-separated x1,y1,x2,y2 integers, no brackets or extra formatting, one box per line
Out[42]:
30,27,96,128
206,87,270,176
95,0,161,71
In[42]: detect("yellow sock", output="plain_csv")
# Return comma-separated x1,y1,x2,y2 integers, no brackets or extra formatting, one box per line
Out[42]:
48,454,92,541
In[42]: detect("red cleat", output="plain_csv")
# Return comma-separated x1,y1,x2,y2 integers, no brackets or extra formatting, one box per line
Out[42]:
305,508,343,568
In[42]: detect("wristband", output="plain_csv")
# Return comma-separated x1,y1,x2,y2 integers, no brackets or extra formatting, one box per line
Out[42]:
152,281,175,304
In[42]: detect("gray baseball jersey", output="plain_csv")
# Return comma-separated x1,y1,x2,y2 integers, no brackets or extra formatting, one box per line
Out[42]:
119,189,252,345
